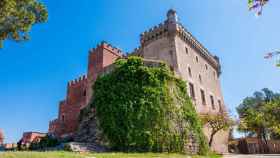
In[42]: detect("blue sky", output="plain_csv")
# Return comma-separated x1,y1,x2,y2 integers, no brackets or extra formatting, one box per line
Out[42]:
1,0,280,143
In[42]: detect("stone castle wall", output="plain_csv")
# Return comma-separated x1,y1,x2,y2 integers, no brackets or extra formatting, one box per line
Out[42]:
49,75,88,138
48,10,229,153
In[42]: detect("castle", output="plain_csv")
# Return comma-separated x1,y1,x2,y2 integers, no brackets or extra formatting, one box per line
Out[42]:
49,9,228,153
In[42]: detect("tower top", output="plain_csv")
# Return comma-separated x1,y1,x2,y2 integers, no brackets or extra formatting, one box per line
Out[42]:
167,9,178,23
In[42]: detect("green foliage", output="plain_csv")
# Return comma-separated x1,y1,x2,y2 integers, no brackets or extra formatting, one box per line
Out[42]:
29,135,59,150
201,112,234,147
90,56,208,154
237,88,280,140
262,99,280,136
0,0,48,48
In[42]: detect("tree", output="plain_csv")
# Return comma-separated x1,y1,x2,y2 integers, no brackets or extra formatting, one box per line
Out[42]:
237,88,280,152
263,99,280,138
29,135,59,150
201,112,234,147
86,56,208,154
0,0,48,48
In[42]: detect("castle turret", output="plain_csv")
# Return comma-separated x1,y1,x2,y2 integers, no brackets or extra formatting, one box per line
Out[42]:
167,9,178,24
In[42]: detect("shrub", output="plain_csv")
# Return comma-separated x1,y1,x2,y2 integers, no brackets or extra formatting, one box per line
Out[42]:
29,135,59,150
89,57,208,154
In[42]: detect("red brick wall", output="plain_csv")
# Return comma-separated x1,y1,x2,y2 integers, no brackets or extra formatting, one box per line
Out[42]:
49,42,124,138
86,42,124,104
56,76,88,137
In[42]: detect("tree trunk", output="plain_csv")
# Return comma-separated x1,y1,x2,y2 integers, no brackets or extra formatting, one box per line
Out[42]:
257,130,262,153
209,132,216,147
261,129,269,153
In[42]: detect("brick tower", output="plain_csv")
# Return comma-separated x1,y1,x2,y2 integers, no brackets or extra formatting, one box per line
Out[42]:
86,41,124,104
49,41,124,138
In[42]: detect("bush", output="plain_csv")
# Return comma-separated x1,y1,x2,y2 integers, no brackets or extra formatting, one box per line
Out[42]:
87,57,208,154
29,135,59,150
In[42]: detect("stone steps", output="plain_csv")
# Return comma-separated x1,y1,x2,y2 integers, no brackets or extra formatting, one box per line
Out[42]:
66,142,107,152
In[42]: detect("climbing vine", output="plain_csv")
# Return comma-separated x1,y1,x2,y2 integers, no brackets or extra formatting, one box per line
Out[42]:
89,56,208,154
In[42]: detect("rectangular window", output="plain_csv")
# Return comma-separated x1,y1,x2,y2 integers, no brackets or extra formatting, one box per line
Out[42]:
61,114,65,122
189,83,195,100
185,47,188,54
188,67,192,77
200,89,206,105
218,100,222,112
210,95,215,110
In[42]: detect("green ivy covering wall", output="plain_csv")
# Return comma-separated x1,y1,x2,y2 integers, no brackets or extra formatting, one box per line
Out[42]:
87,56,208,154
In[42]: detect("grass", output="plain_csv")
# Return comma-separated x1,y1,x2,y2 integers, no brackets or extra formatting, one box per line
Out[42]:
0,151,221,158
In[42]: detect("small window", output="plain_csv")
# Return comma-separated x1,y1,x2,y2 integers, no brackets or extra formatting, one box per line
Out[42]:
61,114,65,122
169,50,173,55
188,67,192,77
205,64,208,70
189,83,195,100
196,56,199,63
199,74,202,84
218,100,222,112
185,47,188,54
210,95,215,110
83,90,87,97
200,89,206,105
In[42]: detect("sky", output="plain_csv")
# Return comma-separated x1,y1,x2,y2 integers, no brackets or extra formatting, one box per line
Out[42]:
1,0,280,143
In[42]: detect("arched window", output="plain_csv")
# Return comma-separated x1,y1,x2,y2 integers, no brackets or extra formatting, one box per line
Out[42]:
196,56,199,63
61,114,65,122
185,47,188,54
210,95,215,110
199,74,202,84
188,67,192,77
189,82,195,100
218,100,222,112
83,90,87,97
200,89,206,105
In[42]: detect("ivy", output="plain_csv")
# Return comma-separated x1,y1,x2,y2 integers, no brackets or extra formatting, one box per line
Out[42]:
88,56,208,154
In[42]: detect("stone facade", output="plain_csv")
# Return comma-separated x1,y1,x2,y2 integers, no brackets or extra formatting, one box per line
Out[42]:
132,9,228,153
49,9,228,153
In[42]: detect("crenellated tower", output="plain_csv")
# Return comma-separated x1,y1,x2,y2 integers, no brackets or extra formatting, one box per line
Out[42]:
131,9,227,153
86,41,124,104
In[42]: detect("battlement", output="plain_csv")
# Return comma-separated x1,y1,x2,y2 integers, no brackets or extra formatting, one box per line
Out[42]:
138,10,221,73
68,75,87,87
140,22,168,45
175,23,221,72
90,41,124,57
49,118,58,124
130,46,143,56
